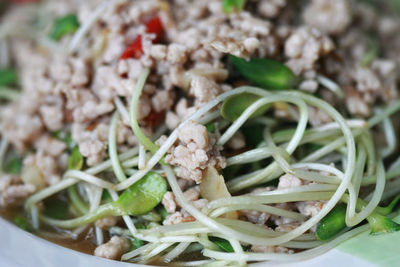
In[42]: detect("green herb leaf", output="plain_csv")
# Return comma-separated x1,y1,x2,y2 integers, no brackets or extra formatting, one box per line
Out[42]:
135,223,147,230
316,204,347,241
0,68,18,87
229,55,298,90
50,14,80,41
4,156,22,174
210,237,234,252
156,205,169,222
68,147,83,170
221,92,270,121
206,123,215,133
44,198,70,220
14,214,33,232
115,171,167,216
130,237,144,250
223,0,246,14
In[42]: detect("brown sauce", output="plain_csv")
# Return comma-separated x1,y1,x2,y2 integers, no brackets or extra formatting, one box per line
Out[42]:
38,233,96,255
0,207,96,256
1,206,203,266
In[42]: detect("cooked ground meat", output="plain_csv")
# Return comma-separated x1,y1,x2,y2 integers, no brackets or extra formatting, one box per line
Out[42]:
165,120,226,183
94,236,130,260
1,0,400,264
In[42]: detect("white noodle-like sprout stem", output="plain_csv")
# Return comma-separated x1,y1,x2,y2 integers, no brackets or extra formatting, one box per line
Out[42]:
109,112,127,182
317,74,344,98
346,161,386,226
138,144,146,170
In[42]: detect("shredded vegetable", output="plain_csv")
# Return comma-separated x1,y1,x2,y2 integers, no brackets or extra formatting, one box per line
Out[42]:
1,1,400,266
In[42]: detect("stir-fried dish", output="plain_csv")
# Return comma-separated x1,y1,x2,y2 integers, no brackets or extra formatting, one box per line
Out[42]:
1,0,400,266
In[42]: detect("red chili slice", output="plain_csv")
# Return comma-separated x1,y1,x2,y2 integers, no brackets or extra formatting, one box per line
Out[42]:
120,16,164,60
120,36,144,60
145,16,164,43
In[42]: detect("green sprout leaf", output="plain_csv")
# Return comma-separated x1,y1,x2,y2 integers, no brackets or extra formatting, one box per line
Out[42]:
209,237,234,252
229,55,299,90
41,172,167,229
0,68,18,87
13,214,33,232
67,147,83,170
221,92,270,121
223,0,246,14
115,171,167,216
50,14,80,41
367,213,400,235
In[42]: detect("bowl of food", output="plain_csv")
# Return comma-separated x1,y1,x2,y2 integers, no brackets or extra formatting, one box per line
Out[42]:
1,0,400,266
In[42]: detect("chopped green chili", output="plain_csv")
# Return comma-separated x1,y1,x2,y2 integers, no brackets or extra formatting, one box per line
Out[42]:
316,204,347,241
317,195,400,240
229,55,299,90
